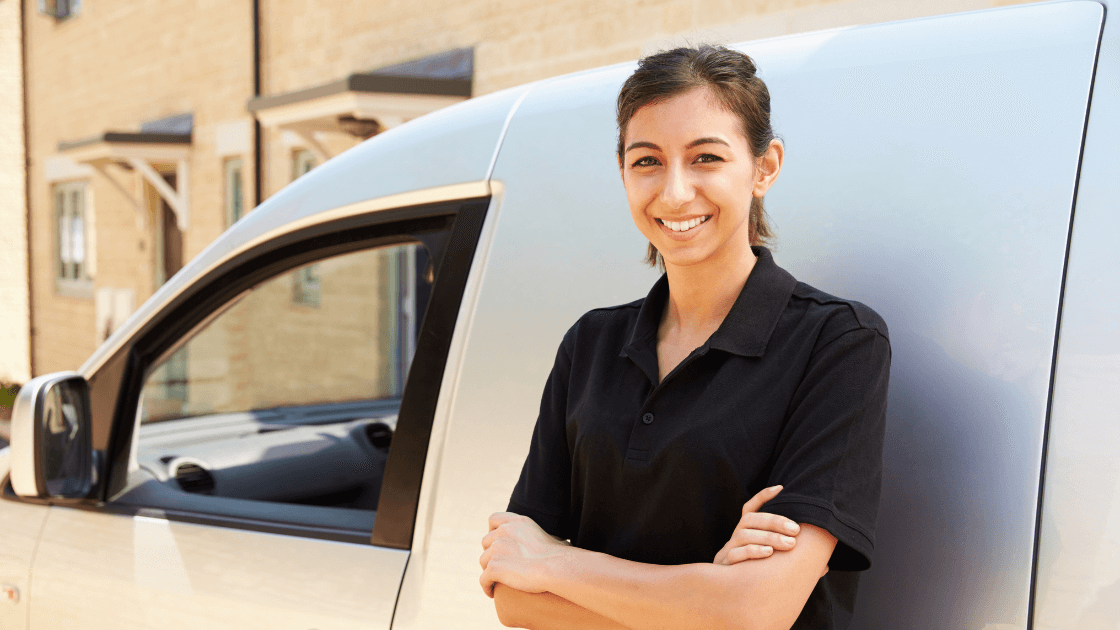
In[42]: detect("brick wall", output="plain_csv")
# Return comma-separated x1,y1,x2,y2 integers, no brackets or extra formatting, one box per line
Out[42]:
25,0,254,373
24,0,1042,374
0,0,31,385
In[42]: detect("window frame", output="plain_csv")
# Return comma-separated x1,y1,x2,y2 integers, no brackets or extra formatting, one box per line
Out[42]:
223,157,244,228
2,193,490,549
53,180,93,298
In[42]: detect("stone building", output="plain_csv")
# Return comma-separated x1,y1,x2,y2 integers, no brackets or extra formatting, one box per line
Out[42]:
14,0,1039,378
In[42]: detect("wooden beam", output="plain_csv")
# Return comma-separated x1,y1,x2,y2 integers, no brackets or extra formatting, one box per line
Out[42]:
91,163,146,231
127,158,188,230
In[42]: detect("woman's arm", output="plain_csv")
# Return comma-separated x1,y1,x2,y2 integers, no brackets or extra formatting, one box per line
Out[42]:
493,585,629,630
483,513,835,630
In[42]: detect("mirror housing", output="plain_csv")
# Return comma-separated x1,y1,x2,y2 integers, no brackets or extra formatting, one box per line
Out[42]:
9,372,94,499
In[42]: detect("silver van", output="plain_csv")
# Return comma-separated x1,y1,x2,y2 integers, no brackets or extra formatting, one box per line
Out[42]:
2,1,1117,628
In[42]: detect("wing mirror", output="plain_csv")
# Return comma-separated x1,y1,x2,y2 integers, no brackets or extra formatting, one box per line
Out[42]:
9,372,94,499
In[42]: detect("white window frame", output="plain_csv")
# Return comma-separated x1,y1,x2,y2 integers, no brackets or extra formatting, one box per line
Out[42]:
53,180,93,298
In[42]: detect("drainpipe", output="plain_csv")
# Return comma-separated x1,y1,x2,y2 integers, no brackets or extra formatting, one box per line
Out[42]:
253,0,262,207
21,0,35,378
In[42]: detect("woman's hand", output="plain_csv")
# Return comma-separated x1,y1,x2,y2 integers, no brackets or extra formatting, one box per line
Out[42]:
480,512,572,598
713,485,802,565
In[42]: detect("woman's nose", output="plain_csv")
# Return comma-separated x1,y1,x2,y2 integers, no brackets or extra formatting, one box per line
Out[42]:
660,165,695,209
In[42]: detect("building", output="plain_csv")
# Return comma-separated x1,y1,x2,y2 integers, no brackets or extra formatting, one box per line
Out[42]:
16,0,1038,376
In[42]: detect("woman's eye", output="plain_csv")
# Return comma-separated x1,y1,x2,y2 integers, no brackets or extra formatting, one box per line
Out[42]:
695,153,724,164
631,156,660,168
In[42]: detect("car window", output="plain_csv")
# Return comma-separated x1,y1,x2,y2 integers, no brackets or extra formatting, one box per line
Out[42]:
125,239,433,528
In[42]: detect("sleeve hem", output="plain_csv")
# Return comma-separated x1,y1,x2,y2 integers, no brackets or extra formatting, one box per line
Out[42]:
762,497,875,571
506,500,569,539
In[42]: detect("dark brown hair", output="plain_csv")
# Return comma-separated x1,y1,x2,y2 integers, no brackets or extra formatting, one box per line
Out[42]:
617,45,777,267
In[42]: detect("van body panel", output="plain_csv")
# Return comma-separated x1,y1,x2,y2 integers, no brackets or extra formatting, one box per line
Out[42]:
0,450,46,630
27,507,408,630
1033,2,1120,627
400,2,1102,628
752,3,1102,628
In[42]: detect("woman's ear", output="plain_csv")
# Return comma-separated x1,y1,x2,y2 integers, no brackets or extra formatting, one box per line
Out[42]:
752,139,784,197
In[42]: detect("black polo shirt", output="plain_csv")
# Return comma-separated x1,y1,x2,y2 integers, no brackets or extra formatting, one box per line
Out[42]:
507,247,891,629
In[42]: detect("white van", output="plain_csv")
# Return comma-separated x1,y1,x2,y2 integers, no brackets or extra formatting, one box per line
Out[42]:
2,1,1117,628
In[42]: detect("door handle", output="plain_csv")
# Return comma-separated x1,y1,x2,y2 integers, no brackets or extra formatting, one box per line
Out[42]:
1,584,18,604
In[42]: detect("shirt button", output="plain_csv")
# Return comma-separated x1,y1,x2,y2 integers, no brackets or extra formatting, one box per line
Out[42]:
642,413,654,425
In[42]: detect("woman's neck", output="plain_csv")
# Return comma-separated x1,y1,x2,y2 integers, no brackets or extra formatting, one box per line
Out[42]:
662,241,758,338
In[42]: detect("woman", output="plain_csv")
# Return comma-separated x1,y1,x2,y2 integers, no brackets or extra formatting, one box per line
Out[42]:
479,45,891,630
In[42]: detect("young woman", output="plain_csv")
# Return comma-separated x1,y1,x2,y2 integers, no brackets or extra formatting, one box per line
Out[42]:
480,45,891,630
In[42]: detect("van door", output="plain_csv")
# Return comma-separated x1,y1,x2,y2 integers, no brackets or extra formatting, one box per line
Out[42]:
23,194,489,629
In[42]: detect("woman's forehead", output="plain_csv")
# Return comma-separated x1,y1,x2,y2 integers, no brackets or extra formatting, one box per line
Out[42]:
625,87,745,147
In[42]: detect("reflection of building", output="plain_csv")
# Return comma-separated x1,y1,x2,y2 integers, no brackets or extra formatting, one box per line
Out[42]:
11,0,1043,378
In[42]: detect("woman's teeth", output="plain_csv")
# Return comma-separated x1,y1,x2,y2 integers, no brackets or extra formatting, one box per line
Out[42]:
660,216,710,232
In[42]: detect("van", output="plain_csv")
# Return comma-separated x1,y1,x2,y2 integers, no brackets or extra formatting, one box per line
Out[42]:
1,1,1117,627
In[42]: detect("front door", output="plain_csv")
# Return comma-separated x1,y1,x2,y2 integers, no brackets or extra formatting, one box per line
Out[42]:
27,236,438,629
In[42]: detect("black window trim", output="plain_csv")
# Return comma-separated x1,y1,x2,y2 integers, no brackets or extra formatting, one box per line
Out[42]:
3,195,489,550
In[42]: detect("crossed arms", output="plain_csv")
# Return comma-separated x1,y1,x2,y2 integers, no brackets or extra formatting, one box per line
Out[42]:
480,486,837,630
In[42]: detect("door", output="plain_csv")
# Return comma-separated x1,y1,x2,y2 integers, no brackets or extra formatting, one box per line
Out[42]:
23,195,488,629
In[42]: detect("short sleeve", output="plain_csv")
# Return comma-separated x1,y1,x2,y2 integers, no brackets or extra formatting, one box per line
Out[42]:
506,327,575,539
763,324,892,571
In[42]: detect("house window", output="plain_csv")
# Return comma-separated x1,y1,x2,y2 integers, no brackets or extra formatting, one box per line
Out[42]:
292,149,316,180
224,158,244,227
54,181,91,295
38,0,81,19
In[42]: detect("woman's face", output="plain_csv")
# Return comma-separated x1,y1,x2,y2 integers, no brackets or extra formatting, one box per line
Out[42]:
620,86,778,270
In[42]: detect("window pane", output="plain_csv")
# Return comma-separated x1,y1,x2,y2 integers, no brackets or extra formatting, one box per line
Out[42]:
134,240,431,515
225,158,243,226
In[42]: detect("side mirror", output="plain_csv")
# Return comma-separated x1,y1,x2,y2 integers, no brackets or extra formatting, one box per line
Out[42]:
9,372,93,499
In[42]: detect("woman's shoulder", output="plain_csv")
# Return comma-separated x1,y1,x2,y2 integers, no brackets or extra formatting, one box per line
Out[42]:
557,297,647,350
788,281,890,344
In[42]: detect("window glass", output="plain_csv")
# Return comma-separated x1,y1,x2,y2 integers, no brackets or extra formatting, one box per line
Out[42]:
54,181,88,283
135,240,433,517
224,158,244,227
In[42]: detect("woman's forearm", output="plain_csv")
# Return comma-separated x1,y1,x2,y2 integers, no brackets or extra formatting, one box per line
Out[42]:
540,525,836,630
493,584,631,630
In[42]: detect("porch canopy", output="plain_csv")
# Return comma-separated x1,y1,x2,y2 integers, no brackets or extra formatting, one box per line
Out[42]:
247,48,472,162
57,113,193,230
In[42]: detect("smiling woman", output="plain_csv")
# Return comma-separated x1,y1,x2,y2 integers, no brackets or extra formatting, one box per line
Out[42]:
480,45,891,630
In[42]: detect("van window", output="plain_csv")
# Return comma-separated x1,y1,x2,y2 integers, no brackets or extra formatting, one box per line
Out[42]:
129,239,432,525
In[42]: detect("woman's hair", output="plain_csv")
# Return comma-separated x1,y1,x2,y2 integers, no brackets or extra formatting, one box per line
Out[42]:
616,45,777,267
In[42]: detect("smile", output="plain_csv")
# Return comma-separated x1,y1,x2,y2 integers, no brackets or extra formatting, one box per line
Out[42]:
657,216,710,232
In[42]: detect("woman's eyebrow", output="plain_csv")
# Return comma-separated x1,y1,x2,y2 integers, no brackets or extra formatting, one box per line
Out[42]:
686,137,730,149
625,141,660,153
624,137,731,153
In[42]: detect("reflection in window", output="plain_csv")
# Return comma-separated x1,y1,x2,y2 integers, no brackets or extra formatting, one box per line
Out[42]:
141,242,428,424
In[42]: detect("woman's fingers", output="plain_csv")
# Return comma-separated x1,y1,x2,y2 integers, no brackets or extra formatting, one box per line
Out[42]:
480,567,497,598
741,485,783,515
480,543,496,569
730,526,798,551
488,511,520,531
716,544,776,565
738,511,801,536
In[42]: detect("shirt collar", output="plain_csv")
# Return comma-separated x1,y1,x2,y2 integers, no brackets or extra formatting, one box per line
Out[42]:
621,247,798,367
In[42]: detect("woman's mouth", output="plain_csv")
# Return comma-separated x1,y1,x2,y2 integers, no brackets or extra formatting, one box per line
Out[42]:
657,215,710,233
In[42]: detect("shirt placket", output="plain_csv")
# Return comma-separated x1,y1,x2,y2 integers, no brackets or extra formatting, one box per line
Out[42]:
624,344,710,466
